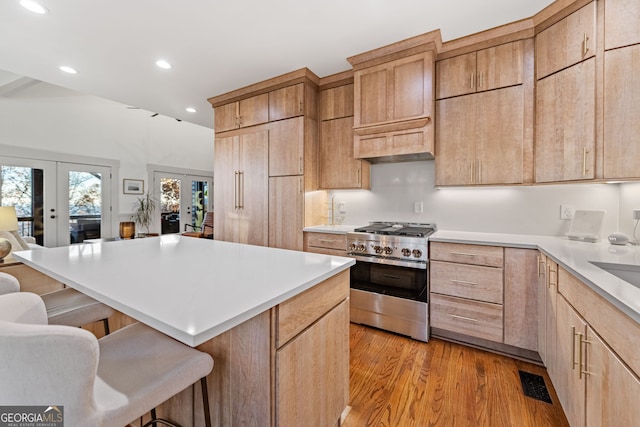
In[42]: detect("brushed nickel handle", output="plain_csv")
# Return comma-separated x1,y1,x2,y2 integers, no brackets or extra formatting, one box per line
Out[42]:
478,71,483,89
537,255,546,278
451,279,479,286
572,326,578,371
477,160,482,183
583,33,589,57
450,314,478,323
357,168,361,186
298,176,303,194
580,335,593,377
240,171,245,209
299,157,303,174
583,147,589,176
576,331,584,379
234,171,240,209
470,72,475,90
450,251,479,257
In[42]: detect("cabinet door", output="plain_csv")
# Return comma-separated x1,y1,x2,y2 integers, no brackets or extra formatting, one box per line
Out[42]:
476,41,524,91
213,135,238,243
436,52,476,99
214,103,239,133
545,259,559,381
475,86,524,184
238,130,269,246
537,253,548,363
503,248,538,351
276,299,349,427
555,295,587,427
238,93,269,128
269,176,303,251
269,83,304,121
603,45,640,179
269,116,304,176
586,326,640,427
355,66,388,126
320,117,369,189
605,0,640,50
434,96,476,186
536,1,596,79
535,58,596,183
320,84,354,121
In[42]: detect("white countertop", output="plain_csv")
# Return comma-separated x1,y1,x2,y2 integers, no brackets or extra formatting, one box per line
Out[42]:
303,224,357,234
13,235,354,346
431,230,640,324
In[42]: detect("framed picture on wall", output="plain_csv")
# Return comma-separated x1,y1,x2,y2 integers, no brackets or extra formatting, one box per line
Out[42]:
123,179,144,195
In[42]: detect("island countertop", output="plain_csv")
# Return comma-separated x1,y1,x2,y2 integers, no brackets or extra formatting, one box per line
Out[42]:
13,235,354,346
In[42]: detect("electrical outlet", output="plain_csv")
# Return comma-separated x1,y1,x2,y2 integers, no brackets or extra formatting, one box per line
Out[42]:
560,205,575,220
414,201,424,214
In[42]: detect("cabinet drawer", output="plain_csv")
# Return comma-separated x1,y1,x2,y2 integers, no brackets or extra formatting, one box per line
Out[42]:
431,294,503,342
304,232,346,251
276,270,349,347
430,260,503,304
430,242,504,267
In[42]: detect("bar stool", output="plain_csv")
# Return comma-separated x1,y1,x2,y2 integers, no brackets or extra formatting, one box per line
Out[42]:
0,271,114,334
0,292,214,427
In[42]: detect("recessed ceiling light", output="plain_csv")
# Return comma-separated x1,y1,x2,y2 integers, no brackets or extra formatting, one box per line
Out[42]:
156,60,172,70
186,107,196,113
19,0,49,14
59,66,77,74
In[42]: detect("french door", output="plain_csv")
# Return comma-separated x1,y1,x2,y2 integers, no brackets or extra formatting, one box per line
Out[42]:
56,163,112,245
153,171,212,234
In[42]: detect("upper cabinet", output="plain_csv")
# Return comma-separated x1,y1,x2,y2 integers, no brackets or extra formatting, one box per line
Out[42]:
436,41,524,99
269,83,318,122
604,0,640,50
347,31,440,163
214,93,269,132
536,2,596,80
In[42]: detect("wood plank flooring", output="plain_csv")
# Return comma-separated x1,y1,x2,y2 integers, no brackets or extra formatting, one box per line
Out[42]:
343,324,570,427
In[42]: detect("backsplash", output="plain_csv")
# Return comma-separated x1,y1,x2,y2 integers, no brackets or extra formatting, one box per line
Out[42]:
329,161,622,238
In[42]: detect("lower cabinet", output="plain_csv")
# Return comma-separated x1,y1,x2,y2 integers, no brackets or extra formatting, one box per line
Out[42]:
303,232,347,257
545,266,640,427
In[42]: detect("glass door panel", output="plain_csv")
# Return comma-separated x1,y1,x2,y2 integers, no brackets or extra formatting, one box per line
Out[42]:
155,171,212,234
57,164,111,245
0,157,57,247
160,177,181,234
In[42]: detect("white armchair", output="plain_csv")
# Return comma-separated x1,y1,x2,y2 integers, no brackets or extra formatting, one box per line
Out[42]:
0,292,214,427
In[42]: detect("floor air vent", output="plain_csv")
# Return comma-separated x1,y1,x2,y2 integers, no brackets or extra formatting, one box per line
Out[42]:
518,370,553,404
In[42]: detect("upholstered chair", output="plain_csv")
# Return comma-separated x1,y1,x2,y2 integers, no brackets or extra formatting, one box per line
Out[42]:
0,292,214,427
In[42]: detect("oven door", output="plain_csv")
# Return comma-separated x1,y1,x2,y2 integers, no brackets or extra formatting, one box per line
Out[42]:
350,260,427,302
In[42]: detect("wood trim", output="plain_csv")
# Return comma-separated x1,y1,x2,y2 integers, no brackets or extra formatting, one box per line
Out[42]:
533,0,593,34
347,30,442,70
208,68,320,107
353,117,430,136
318,70,354,90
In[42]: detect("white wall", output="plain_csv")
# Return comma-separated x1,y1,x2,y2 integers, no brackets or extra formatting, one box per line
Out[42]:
331,161,622,238
0,81,214,216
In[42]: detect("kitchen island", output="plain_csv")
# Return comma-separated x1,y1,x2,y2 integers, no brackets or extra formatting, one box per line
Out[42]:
14,235,354,427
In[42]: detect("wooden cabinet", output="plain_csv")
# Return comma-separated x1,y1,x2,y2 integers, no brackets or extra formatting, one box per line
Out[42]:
535,58,596,183
269,176,303,251
436,86,524,185
213,128,269,246
269,116,304,176
214,93,269,132
605,0,640,50
269,82,317,121
318,77,370,190
348,32,439,162
430,242,504,343
603,45,640,179
303,232,347,257
275,270,350,427
503,248,538,352
436,40,524,99
536,2,596,80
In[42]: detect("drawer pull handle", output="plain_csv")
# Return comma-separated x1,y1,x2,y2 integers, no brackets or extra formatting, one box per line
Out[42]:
451,280,478,286
383,274,401,280
449,252,479,257
450,314,478,323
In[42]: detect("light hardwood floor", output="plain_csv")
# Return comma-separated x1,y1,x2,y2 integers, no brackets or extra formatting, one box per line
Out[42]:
343,324,570,427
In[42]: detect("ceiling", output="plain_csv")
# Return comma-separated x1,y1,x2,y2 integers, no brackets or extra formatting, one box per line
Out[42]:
0,0,554,129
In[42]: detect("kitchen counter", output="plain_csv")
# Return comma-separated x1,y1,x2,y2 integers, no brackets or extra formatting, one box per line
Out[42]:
303,224,357,234
13,235,354,346
431,230,640,325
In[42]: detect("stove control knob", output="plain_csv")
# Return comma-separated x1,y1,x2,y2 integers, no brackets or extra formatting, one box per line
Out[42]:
412,249,422,258
357,244,366,253
401,248,411,257
384,246,393,255
349,243,357,252
373,245,383,254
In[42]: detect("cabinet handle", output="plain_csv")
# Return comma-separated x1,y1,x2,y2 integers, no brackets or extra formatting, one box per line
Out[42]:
449,251,480,257
299,100,303,113
470,162,474,183
234,171,239,209
450,279,479,286
583,147,589,176
240,171,245,209
298,176,303,194
582,33,589,57
478,72,483,89
537,255,546,278
571,326,579,372
356,168,361,186
547,264,557,288
477,160,482,183
450,314,478,323
237,115,243,128
383,274,402,280
470,73,475,90
299,157,303,174
579,335,593,378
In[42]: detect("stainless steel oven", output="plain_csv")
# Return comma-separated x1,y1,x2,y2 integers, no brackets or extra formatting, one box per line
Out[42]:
347,222,435,342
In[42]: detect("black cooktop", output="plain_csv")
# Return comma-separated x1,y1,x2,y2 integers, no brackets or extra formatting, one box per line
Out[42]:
354,222,436,238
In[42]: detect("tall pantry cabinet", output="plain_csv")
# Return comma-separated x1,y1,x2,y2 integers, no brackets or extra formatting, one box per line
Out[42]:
209,69,323,251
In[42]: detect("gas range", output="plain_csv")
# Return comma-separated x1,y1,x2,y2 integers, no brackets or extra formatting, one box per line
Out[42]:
346,222,437,269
